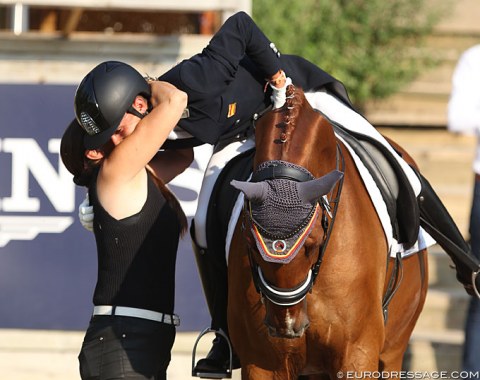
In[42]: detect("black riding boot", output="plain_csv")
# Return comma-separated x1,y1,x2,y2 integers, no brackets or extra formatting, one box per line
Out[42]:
190,224,240,378
417,173,480,295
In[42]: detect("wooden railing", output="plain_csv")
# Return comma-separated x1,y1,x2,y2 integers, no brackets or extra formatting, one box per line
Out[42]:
0,0,251,34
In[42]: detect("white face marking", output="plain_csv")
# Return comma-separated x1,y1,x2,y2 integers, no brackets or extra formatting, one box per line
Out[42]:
284,309,295,332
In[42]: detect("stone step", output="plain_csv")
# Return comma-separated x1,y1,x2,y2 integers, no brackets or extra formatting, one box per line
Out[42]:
401,246,472,373
380,128,476,238
414,287,468,331
427,246,465,288
404,329,464,372
365,92,450,126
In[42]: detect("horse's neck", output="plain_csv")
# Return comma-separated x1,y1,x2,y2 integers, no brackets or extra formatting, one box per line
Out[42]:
255,85,338,176
284,105,338,176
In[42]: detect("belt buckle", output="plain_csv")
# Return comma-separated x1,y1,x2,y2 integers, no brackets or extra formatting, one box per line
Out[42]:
173,314,180,326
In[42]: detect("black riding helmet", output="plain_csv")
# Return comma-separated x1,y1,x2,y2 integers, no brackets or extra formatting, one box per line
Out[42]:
74,61,150,149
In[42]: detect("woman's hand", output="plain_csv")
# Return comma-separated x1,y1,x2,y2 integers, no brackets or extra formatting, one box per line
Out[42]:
149,80,184,109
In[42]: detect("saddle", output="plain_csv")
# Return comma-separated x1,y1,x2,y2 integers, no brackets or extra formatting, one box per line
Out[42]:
333,125,420,248
205,127,421,260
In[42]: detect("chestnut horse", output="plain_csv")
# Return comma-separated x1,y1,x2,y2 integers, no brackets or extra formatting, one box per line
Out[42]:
227,85,428,379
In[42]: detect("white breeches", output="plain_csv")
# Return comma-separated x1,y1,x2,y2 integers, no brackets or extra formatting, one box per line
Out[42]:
193,135,256,248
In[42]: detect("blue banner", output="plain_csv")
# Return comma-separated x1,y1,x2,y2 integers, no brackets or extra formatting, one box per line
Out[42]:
0,84,209,331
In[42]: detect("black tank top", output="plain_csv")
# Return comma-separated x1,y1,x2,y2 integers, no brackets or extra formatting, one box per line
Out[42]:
89,171,180,314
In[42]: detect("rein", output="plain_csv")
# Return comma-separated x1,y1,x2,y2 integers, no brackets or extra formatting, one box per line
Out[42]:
243,143,345,307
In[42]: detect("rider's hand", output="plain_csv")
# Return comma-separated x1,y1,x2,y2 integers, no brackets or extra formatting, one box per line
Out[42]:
269,69,286,88
78,193,94,232
270,75,292,109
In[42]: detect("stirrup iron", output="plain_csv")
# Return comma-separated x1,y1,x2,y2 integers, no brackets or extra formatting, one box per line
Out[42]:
191,328,233,379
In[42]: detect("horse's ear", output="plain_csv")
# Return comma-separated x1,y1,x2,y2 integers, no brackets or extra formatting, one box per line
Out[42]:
297,170,343,203
231,180,268,202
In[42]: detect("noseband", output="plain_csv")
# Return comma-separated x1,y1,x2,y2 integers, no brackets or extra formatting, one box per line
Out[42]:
243,146,344,307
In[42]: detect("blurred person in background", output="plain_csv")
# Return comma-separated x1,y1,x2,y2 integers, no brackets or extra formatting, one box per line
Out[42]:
61,61,191,380
447,44,480,373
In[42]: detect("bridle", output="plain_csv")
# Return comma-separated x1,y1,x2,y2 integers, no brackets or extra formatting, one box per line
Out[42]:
242,144,345,307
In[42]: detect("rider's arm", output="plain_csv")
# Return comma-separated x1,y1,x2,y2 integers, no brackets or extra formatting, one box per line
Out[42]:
204,11,291,107
204,11,283,81
161,12,286,95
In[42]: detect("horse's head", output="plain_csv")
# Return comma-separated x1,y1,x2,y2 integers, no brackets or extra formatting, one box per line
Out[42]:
231,85,344,338
232,165,342,338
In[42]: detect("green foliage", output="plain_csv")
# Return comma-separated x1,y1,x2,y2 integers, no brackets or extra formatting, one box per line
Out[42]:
253,0,451,109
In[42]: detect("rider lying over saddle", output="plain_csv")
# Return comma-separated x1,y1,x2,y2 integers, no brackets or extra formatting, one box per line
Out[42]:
77,11,480,378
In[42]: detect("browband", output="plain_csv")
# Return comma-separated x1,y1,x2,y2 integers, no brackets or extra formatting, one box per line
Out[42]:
251,164,314,183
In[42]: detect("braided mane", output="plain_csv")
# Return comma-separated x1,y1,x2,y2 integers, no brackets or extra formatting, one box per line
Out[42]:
279,84,305,143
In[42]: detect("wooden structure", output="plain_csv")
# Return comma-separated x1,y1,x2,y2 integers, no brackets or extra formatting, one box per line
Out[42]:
0,1,250,84
364,0,480,127
0,0,478,128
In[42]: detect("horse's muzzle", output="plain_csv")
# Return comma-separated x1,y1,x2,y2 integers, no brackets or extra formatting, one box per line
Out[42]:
266,321,310,339
263,300,310,339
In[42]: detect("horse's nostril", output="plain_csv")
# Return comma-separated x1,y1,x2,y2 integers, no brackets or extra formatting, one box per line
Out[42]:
281,327,305,339
268,325,279,337
265,319,309,339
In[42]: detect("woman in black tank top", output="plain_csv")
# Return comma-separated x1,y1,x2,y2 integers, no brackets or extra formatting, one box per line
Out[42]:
60,61,192,380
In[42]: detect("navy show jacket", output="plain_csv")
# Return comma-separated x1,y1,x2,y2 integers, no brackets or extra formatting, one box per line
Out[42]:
158,11,351,147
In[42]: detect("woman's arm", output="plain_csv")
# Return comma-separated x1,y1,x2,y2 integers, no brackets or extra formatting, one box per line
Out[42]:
102,81,188,183
95,81,187,219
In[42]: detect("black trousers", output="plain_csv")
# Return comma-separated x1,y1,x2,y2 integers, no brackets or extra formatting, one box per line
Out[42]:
78,315,176,380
